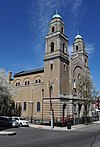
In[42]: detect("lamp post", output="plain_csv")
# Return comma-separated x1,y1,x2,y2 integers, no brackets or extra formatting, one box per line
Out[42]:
30,88,34,123
31,101,33,123
49,78,57,129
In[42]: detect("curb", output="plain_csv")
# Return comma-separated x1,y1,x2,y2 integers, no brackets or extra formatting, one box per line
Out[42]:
0,131,16,136
29,121,100,131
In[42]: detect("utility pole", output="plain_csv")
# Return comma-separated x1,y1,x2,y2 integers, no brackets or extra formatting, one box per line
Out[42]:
49,78,57,129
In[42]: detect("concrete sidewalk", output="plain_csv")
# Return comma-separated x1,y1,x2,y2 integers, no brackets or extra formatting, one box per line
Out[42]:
29,120,100,131
0,131,16,136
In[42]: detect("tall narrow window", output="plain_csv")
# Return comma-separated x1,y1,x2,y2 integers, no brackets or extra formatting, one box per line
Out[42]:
51,42,54,52
85,59,88,67
61,27,63,33
35,80,37,83
18,82,20,86
39,79,41,83
73,79,76,89
52,26,55,32
50,63,53,70
42,89,44,97
78,73,81,82
64,63,66,71
37,102,40,112
28,81,30,85
76,45,78,51
25,81,27,85
23,102,27,111
63,43,65,53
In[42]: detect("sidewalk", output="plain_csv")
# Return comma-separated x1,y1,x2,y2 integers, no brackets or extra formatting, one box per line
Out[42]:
0,131,16,136
29,120,100,131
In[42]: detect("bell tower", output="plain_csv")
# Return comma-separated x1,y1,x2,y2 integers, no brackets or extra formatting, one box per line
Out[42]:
44,13,69,99
71,33,89,97
71,33,88,68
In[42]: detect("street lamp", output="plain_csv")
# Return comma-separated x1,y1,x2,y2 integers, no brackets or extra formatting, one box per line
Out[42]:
30,88,34,123
49,78,57,129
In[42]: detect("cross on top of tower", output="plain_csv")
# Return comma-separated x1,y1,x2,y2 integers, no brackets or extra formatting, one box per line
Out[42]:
75,31,83,40
52,10,62,19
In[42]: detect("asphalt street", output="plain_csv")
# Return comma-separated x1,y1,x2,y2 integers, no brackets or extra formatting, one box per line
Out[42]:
0,124,100,147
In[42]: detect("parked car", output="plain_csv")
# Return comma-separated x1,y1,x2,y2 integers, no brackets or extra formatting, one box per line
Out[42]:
8,117,20,128
0,116,20,128
12,117,29,127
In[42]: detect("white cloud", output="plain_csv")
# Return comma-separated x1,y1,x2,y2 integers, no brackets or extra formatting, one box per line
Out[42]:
29,0,87,66
71,0,83,14
86,43,95,55
68,45,73,56
68,43,95,57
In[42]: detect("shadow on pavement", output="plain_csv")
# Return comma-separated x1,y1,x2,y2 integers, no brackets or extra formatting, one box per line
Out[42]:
0,126,10,131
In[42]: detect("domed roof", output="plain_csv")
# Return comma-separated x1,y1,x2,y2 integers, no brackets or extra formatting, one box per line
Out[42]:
74,34,83,40
52,13,62,19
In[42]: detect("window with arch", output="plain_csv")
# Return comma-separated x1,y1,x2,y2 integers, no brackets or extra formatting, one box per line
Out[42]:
23,102,27,111
73,79,76,89
76,45,78,51
15,81,21,86
61,27,63,33
51,42,54,52
77,73,81,82
52,26,55,32
37,102,40,112
39,79,41,83
25,81,27,85
35,80,37,83
63,43,65,53
85,59,88,67
50,63,53,70
64,63,66,71
28,81,30,85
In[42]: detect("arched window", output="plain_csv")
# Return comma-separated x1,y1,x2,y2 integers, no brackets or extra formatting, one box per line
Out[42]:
15,82,20,86
63,43,65,53
35,80,37,83
50,63,53,70
18,82,20,86
39,79,41,83
37,102,40,112
52,26,55,32
51,42,54,52
23,102,27,111
85,59,88,67
73,79,76,89
64,63,66,71
25,81,27,85
76,45,78,51
28,81,30,85
61,27,63,33
77,73,81,82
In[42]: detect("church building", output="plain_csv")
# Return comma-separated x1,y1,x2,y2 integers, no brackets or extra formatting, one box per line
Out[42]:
9,13,90,124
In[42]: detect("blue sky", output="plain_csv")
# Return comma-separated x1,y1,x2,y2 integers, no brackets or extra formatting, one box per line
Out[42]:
0,0,100,91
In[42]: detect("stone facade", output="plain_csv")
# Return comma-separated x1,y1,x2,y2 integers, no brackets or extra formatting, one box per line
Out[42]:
9,13,91,123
